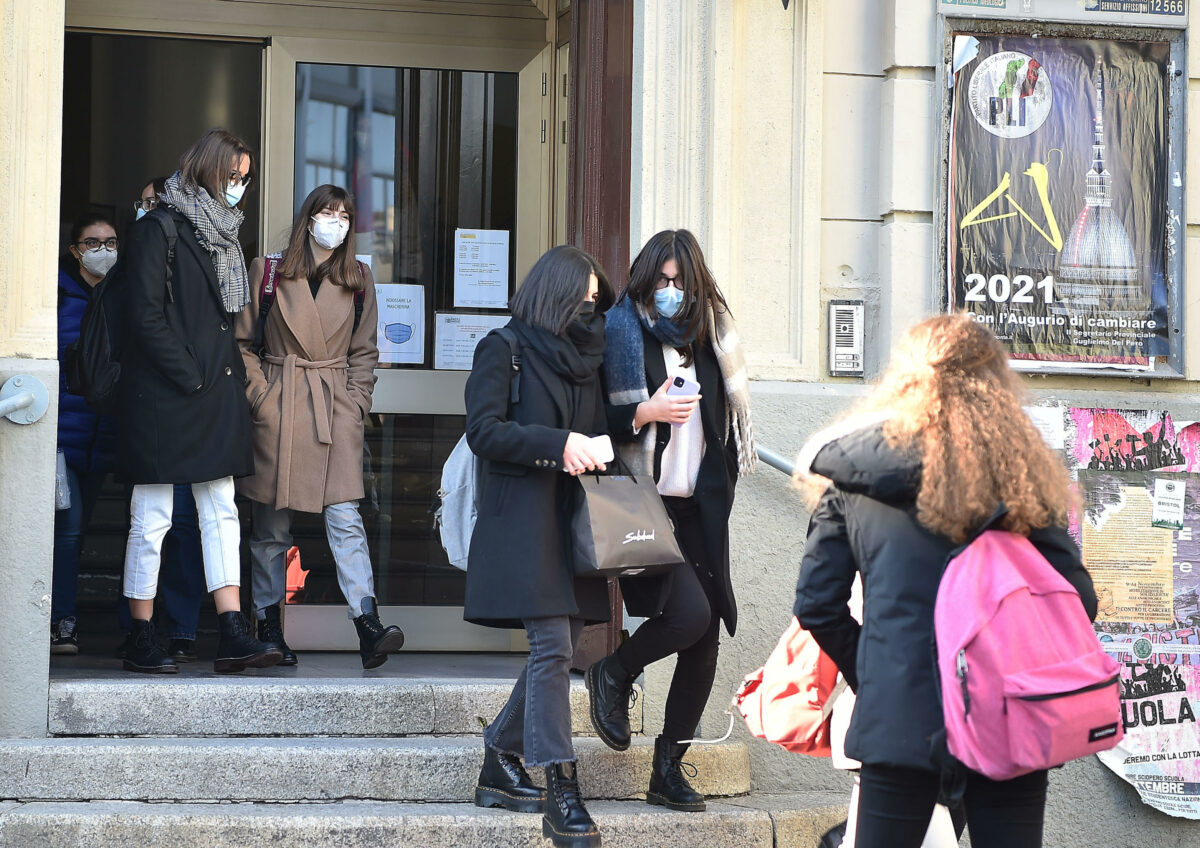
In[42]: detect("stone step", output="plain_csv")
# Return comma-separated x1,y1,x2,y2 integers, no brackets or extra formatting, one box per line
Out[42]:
49,676,642,738
0,795,847,848
0,736,749,804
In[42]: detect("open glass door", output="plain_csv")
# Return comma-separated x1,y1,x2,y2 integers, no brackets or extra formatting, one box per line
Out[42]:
267,38,553,652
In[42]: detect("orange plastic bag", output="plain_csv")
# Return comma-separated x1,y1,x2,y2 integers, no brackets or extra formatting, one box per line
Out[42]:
733,616,844,756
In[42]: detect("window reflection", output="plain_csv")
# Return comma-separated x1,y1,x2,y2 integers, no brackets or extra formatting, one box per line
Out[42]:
285,415,466,607
295,63,519,368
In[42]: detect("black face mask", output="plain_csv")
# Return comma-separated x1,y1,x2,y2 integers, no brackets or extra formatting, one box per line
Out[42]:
566,300,606,356
576,300,597,317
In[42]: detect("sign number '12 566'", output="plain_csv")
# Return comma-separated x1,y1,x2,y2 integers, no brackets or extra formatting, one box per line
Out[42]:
963,273,1055,304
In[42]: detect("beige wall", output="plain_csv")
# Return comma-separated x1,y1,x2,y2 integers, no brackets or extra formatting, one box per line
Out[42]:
0,0,65,737
632,0,1200,843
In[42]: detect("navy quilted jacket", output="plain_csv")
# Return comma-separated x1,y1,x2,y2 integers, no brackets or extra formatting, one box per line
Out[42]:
57,265,116,473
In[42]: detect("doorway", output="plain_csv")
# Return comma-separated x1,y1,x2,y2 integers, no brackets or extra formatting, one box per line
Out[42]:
58,31,264,642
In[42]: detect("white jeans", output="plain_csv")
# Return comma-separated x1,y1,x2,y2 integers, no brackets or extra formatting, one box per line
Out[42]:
123,477,241,599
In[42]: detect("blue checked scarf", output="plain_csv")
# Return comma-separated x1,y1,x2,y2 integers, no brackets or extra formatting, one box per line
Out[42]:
604,294,756,477
160,172,250,313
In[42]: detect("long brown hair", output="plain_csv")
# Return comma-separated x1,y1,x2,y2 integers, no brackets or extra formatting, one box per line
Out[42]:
178,128,256,209
278,185,365,291
803,314,1071,542
626,229,729,367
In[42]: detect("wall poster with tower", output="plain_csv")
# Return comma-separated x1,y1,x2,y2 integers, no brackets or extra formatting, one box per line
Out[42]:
946,34,1175,370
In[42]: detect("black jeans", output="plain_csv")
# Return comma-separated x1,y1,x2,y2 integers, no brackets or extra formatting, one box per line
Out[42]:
855,764,1048,848
614,496,722,743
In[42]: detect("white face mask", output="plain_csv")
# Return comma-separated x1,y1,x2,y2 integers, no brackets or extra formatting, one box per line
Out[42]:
79,247,118,278
310,215,350,250
224,182,247,207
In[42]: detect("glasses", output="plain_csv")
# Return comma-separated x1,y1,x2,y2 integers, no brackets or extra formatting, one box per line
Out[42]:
76,238,119,251
133,198,159,213
654,274,682,290
228,171,252,188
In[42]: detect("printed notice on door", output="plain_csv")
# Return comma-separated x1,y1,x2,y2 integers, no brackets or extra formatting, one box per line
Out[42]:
453,229,510,309
375,283,424,365
1080,475,1175,624
434,312,511,370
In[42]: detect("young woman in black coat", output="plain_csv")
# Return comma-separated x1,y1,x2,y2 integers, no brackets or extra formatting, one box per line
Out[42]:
793,315,1097,848
116,128,280,675
465,245,614,848
586,229,756,812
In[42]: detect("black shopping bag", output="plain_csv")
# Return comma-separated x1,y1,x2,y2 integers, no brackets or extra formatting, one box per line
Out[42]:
571,473,686,578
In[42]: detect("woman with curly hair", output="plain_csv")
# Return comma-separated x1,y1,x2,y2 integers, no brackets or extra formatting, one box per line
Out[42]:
793,314,1096,848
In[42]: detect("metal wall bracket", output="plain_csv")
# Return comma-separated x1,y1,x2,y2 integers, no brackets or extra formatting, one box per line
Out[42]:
0,375,50,425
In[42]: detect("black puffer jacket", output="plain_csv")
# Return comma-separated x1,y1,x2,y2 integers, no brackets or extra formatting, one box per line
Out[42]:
793,422,1096,773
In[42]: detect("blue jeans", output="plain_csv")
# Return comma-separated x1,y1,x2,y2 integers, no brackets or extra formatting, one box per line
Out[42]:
51,466,107,625
485,616,585,768
116,484,205,639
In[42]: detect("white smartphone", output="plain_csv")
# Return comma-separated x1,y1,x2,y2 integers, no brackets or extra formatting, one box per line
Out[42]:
588,434,615,464
666,374,701,397
564,434,614,471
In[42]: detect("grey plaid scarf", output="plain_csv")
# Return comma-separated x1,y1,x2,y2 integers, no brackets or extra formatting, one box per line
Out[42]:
160,172,250,313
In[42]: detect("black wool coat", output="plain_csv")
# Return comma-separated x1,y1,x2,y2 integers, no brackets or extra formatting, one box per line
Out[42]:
114,208,253,484
793,423,1097,774
462,328,611,630
605,329,741,636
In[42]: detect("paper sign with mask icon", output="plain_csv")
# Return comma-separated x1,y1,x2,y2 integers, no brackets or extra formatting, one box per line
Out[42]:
376,283,425,365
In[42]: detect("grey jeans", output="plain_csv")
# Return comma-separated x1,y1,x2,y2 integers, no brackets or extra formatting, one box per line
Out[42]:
485,616,586,768
250,499,376,619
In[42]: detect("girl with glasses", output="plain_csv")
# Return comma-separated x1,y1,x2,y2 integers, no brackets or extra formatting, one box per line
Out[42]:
235,184,404,669
588,228,755,812
51,212,120,654
116,127,281,675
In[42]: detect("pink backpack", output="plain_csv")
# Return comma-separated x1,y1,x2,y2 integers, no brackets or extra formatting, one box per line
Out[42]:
935,530,1123,781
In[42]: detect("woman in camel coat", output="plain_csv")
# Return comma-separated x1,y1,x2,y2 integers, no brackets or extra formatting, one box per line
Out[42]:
235,183,404,669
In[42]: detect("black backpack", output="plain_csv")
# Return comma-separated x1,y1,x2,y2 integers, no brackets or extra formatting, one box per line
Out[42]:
64,211,178,413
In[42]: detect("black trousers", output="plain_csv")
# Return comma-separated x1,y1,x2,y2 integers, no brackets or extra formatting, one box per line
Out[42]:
613,495,722,743
856,764,1048,848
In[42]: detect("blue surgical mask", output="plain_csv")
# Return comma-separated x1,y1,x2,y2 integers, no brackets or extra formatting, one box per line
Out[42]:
654,286,685,319
135,207,147,221
224,182,246,207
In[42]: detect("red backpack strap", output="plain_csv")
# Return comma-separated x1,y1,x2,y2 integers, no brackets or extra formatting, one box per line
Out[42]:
352,261,368,332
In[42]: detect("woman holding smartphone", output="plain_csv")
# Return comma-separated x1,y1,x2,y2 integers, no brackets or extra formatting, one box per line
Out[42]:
589,228,755,811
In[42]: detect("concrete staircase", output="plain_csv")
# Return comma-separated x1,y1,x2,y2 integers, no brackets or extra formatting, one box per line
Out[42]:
0,659,844,846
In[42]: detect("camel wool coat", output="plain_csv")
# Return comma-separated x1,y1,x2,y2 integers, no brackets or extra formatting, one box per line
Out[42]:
234,256,379,513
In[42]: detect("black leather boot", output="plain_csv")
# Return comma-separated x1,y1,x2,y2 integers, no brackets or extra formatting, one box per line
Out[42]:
646,735,705,812
214,611,283,674
123,619,178,674
585,654,635,751
257,604,297,666
352,597,404,669
474,746,545,813
167,639,197,663
542,762,600,847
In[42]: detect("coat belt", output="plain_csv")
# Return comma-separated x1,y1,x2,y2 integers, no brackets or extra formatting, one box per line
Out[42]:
264,353,348,510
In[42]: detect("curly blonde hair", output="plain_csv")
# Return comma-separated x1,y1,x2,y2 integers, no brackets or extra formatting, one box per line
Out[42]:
810,314,1071,542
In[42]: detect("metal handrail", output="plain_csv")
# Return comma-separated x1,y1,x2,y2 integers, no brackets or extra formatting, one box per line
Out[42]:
756,445,795,477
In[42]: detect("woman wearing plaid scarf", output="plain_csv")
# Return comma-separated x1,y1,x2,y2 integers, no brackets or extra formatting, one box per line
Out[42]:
115,128,281,676
588,229,755,812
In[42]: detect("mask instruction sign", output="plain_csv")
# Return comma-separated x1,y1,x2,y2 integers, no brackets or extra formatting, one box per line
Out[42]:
453,229,510,309
947,36,1175,370
375,283,424,365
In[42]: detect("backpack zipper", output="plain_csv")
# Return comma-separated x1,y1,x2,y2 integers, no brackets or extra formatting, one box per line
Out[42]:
957,650,971,718
1014,674,1120,702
